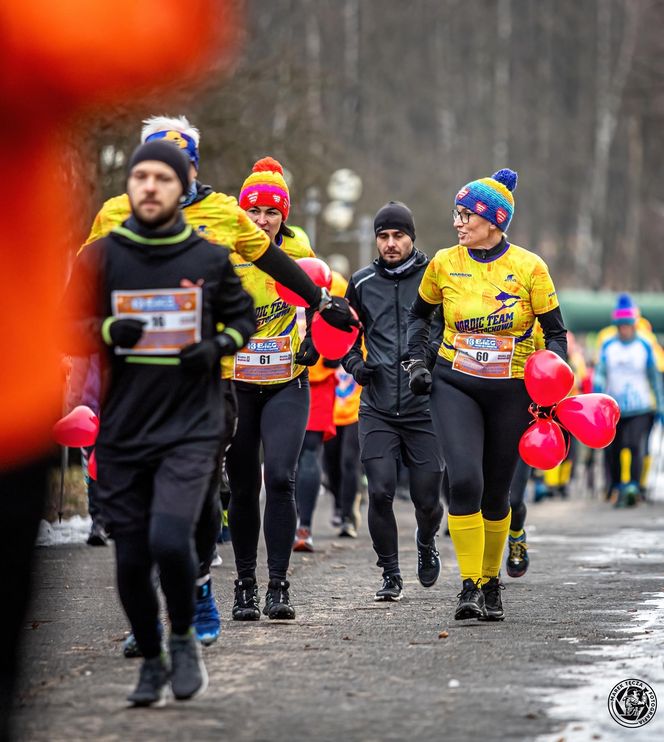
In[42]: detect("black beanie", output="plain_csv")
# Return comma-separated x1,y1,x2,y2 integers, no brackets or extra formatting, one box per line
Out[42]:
373,201,416,241
127,140,191,194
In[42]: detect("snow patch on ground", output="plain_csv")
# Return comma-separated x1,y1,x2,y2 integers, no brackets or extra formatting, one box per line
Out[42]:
535,530,664,741
36,516,91,546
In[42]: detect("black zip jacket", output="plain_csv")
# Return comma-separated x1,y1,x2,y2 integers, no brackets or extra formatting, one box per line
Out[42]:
63,215,255,457
343,249,442,418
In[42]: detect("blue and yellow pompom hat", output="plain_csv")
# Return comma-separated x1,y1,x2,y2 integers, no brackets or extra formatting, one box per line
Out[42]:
455,168,518,231
612,293,639,325
144,129,199,171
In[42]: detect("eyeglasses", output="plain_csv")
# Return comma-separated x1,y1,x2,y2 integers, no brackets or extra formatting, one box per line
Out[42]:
452,209,474,224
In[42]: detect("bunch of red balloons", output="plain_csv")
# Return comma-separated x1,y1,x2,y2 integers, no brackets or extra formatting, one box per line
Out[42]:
275,258,359,359
519,350,620,470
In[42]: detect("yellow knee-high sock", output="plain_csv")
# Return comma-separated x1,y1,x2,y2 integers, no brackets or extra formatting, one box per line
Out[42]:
447,512,484,583
544,465,561,488
640,455,652,489
559,459,573,486
482,511,511,583
620,448,632,484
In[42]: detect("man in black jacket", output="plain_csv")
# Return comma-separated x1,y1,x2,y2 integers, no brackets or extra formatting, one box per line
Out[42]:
343,201,444,602
63,141,256,707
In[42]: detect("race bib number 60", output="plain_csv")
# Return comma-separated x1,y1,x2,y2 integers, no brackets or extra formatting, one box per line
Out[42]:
452,333,515,379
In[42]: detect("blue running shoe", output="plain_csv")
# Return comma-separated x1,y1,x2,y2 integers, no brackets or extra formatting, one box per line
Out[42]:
123,621,163,659
194,579,221,646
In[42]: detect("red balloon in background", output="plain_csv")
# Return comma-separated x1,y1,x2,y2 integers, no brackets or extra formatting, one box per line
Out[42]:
88,449,97,481
518,418,567,470
524,349,575,406
276,258,332,307
555,393,620,449
52,406,99,448
311,308,360,360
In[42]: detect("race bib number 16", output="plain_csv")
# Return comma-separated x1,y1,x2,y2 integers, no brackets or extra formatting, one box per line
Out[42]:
111,287,202,355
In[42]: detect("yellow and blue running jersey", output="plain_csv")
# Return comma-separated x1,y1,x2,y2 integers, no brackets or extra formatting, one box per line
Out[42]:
418,242,559,378
221,232,315,384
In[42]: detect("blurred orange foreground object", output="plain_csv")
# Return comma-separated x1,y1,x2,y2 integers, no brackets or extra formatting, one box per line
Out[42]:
0,0,238,468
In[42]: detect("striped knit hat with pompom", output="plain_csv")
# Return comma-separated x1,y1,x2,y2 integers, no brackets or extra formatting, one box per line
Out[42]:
239,156,290,220
455,168,518,231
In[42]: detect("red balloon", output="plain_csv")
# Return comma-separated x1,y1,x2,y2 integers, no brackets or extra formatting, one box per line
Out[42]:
311,308,360,360
524,349,575,406
555,393,620,449
52,405,99,447
276,258,332,307
88,449,97,481
518,418,567,470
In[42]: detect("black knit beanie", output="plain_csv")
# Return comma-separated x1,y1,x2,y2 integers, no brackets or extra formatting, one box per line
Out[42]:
127,140,191,194
373,201,416,241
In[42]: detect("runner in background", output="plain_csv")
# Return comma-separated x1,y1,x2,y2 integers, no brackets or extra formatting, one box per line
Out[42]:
226,157,316,621
407,169,567,621
294,269,348,551
595,293,664,500
344,201,445,602
594,296,664,507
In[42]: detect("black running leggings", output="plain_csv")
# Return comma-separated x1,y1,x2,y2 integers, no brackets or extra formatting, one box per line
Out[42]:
509,458,531,532
429,362,532,519
324,422,360,521
605,412,652,487
295,431,324,528
364,458,443,576
227,375,309,581
195,379,238,576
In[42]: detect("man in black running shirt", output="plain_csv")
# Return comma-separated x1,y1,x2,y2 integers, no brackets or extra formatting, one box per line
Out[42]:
63,141,255,707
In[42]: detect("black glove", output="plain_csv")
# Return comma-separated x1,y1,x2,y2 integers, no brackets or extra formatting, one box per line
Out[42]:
353,363,375,386
294,337,320,367
179,334,237,372
318,295,361,332
106,318,146,348
322,358,342,369
407,359,432,395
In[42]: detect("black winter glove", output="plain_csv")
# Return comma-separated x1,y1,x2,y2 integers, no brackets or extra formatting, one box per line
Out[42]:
318,294,361,332
179,334,237,372
353,363,375,386
106,318,146,348
406,359,432,395
294,337,320,367
322,358,342,369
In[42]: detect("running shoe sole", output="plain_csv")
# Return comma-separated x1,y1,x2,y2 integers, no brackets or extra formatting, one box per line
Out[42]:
454,604,486,620
293,541,314,552
232,610,260,621
263,605,295,620
374,594,402,602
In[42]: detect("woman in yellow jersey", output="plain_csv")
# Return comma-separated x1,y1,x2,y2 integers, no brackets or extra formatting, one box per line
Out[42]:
406,168,567,621
225,157,316,621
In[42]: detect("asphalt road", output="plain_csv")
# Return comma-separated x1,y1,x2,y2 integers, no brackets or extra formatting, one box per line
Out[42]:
13,492,664,742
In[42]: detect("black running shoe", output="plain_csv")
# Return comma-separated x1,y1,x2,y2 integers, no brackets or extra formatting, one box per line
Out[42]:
374,574,403,602
415,530,440,588
169,630,208,701
454,578,486,620
127,655,169,707
506,533,529,578
86,521,109,547
479,576,505,621
263,578,295,620
232,577,261,621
